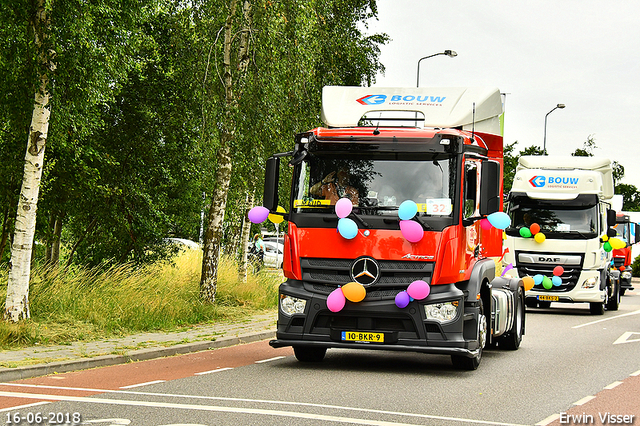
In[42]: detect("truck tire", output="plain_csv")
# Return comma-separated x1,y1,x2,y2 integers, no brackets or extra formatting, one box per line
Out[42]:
500,288,525,350
606,279,620,311
590,302,605,315
620,288,626,296
293,346,326,362
451,299,486,370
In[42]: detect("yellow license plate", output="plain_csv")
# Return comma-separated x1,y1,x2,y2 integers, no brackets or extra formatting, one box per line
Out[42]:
341,331,384,343
538,295,559,301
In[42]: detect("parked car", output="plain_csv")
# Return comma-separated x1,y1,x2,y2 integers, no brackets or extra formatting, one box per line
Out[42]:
263,241,284,269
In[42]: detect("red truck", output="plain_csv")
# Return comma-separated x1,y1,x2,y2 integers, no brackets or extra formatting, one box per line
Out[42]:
612,212,639,295
261,86,525,370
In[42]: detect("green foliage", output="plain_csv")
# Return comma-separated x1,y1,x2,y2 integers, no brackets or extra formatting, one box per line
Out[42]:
632,254,640,277
502,142,544,194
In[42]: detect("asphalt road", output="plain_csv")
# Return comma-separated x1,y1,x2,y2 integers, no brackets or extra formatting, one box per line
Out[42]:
1,291,639,426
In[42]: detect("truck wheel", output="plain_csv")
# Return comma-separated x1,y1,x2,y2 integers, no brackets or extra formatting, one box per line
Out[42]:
451,299,486,370
293,346,326,362
589,302,605,315
620,288,626,296
500,288,525,350
606,280,620,311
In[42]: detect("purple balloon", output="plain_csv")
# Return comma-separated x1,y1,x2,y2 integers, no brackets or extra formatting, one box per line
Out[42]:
335,198,353,219
395,291,411,308
327,288,346,312
400,220,424,243
407,280,430,300
248,206,269,224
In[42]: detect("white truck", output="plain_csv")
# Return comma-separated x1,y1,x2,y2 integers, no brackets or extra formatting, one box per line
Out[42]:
502,156,620,315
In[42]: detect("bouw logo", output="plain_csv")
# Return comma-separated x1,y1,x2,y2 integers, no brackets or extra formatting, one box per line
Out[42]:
356,95,387,105
529,176,546,187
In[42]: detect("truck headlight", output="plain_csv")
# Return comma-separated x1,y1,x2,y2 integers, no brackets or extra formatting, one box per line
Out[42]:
622,271,632,280
280,294,307,316
424,301,458,322
582,276,598,289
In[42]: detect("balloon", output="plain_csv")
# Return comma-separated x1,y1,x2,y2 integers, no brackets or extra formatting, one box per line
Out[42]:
529,223,540,234
553,266,564,276
400,220,424,243
501,263,513,276
487,212,511,230
534,232,546,243
542,276,553,290
248,206,269,224
619,265,626,272
327,288,346,312
268,206,286,224
603,241,612,252
609,237,626,250
335,198,353,219
519,227,532,238
407,280,430,300
395,291,411,308
480,218,492,230
601,234,609,242
342,282,366,303
552,276,562,286
522,276,535,291
398,200,418,221
533,274,544,285
337,218,358,239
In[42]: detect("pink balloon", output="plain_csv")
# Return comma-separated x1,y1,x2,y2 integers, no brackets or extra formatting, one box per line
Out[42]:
400,220,424,243
327,288,346,312
480,218,492,230
407,280,430,300
395,291,411,308
335,197,353,219
248,206,269,224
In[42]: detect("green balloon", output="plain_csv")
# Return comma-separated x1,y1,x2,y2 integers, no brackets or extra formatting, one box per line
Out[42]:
542,276,553,290
603,241,612,252
519,227,532,238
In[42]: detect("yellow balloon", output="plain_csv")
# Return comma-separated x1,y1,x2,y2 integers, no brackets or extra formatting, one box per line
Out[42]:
341,282,366,303
522,276,535,291
609,237,626,250
534,232,546,243
601,234,609,242
268,206,286,224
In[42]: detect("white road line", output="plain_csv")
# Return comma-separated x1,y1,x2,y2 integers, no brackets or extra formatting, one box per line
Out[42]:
603,381,623,390
535,413,560,426
613,331,640,345
194,367,234,375
572,395,595,406
572,309,640,329
631,370,640,376
119,380,165,389
0,401,50,412
255,356,285,363
0,387,528,426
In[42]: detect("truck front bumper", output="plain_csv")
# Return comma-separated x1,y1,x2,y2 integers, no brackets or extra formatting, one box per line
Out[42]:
270,280,483,359
525,271,605,304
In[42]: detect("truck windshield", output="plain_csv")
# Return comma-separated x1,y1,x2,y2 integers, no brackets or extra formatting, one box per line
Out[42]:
506,194,599,239
292,154,455,217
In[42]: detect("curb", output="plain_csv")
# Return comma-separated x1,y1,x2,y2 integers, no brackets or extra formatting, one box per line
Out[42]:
0,330,275,383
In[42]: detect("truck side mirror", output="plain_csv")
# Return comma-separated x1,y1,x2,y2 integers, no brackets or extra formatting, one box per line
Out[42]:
480,160,501,216
607,209,617,227
635,223,640,244
263,156,280,211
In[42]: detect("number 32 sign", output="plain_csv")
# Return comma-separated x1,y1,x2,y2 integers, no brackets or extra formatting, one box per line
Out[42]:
426,198,452,215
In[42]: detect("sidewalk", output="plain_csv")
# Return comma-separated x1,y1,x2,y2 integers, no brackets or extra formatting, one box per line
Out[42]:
0,311,277,382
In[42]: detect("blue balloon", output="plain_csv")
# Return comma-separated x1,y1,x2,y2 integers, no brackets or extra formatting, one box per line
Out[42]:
487,212,511,230
398,200,418,221
533,274,544,285
337,218,358,239
552,276,562,286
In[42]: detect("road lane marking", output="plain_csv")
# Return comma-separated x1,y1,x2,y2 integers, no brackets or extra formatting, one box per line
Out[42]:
0,386,529,426
572,395,595,406
603,381,623,389
255,356,285,363
631,370,640,376
0,401,49,412
572,309,640,329
613,331,640,344
194,367,234,375
119,380,165,389
536,413,560,426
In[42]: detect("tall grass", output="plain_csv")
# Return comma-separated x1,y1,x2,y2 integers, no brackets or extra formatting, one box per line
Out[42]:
0,250,281,349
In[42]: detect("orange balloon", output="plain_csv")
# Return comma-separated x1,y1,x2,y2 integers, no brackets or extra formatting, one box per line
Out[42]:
619,266,626,271
341,282,366,303
522,276,535,291
530,223,540,234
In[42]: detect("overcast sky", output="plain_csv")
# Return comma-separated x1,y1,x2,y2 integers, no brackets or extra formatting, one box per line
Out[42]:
366,1,640,187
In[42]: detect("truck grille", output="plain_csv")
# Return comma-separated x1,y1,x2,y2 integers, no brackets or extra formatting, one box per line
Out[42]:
515,251,584,292
613,257,625,268
301,257,434,293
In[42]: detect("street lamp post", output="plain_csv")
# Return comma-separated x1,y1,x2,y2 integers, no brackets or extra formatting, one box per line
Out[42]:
416,50,457,87
543,104,565,155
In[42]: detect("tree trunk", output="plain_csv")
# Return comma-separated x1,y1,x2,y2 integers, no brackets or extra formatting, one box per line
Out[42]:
50,214,63,265
238,192,253,282
4,0,52,322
